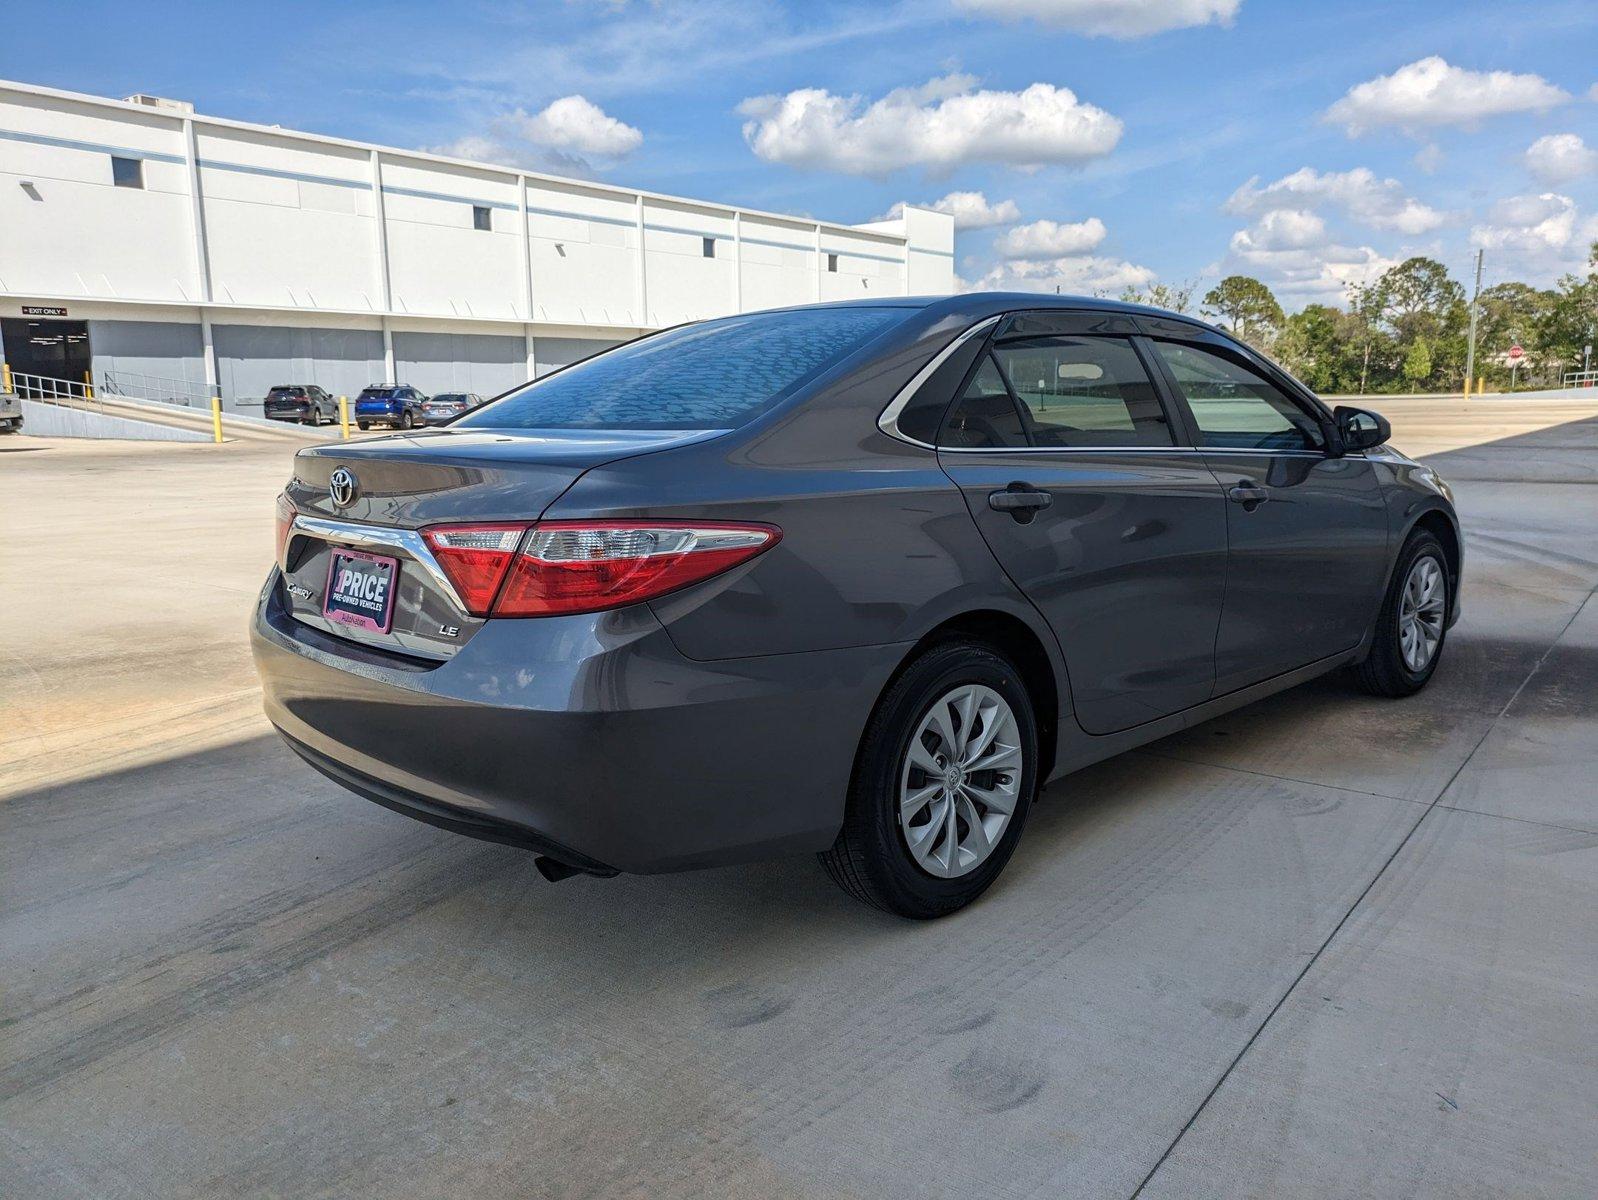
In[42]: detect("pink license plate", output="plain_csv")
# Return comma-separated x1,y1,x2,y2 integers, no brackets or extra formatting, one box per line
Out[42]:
323,548,399,633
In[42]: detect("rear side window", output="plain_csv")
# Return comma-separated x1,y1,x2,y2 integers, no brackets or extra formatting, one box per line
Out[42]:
941,356,1028,448
460,306,906,431
991,336,1171,447
1153,341,1324,451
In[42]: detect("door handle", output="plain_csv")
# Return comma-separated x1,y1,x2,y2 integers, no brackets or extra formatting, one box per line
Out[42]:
988,482,1053,522
1227,481,1270,511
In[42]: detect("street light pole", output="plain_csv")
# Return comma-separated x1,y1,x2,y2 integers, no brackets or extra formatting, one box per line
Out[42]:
1463,248,1483,398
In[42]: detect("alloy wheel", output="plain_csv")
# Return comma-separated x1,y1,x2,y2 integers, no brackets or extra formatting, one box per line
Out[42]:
898,684,1023,879
1398,555,1446,672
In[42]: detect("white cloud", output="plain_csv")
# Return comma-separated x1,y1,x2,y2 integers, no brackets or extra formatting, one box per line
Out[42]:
428,95,642,176
973,255,1157,295
1226,167,1447,235
994,216,1108,258
1225,239,1398,305
1325,56,1569,136
1413,143,1443,174
1470,194,1598,275
738,74,1122,175
1525,134,1598,185
951,0,1239,38
507,95,642,158
882,191,1022,229
1229,209,1327,252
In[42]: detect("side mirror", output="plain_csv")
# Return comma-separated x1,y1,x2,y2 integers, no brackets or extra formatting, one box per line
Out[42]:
1334,405,1390,453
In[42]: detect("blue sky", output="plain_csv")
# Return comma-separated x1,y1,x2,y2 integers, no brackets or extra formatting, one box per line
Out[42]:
6,0,1596,309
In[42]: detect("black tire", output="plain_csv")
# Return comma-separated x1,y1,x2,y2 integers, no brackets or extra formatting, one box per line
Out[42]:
399,411,414,430
820,639,1038,919
1355,529,1450,697
357,421,370,431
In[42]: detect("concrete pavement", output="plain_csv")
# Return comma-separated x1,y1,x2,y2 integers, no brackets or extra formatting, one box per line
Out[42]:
2,397,1595,1198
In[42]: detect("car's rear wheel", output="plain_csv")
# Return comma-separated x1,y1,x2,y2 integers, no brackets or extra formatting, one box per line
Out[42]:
357,421,370,431
399,411,414,430
820,640,1037,919
1355,529,1450,697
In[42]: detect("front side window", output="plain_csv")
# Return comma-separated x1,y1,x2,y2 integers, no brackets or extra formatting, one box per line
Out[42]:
459,306,905,431
991,336,1172,448
1154,341,1324,451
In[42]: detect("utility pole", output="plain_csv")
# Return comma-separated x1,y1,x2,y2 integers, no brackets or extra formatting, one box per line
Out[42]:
1463,248,1483,398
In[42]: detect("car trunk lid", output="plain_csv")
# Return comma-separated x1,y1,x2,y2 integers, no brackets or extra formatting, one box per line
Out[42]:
279,426,722,660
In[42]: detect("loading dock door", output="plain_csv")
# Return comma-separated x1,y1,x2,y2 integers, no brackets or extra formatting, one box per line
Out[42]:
2,318,91,394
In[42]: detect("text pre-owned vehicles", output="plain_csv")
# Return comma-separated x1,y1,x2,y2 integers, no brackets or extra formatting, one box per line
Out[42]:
253,295,1460,918
353,384,427,430
264,385,338,426
418,392,484,426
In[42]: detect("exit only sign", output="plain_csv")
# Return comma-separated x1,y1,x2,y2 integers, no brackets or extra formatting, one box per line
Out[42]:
21,306,68,317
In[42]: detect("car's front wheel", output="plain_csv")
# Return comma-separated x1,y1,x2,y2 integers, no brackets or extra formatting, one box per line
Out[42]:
820,640,1038,918
1355,528,1450,697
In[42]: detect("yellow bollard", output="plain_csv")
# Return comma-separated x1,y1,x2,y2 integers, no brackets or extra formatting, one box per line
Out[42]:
1478,375,1485,396
2,361,11,393
84,369,94,399
1462,376,1470,399
210,395,224,443
339,395,350,440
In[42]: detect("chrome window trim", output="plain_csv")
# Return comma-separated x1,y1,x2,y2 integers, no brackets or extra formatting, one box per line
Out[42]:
877,316,1001,449
931,445,1334,457
286,514,468,610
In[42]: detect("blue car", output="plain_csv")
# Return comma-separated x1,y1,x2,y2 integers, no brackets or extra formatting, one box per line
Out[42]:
354,384,427,430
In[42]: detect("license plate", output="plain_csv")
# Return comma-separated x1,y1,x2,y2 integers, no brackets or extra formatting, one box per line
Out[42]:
323,548,399,633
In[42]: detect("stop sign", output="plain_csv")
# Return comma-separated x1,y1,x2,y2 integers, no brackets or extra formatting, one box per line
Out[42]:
1509,344,1525,361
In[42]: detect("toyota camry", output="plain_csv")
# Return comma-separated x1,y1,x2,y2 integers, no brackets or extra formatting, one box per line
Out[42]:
252,294,1460,918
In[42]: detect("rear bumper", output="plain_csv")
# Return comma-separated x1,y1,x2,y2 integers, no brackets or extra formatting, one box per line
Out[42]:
251,572,902,873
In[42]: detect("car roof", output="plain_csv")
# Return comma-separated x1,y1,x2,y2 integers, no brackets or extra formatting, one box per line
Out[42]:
729,292,1225,335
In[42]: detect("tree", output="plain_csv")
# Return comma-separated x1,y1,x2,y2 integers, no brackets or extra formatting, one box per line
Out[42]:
1118,279,1196,314
1201,275,1284,347
1402,338,1433,385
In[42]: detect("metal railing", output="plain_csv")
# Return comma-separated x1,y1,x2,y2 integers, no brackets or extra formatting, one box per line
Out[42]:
1559,370,1598,389
7,370,99,407
99,368,220,409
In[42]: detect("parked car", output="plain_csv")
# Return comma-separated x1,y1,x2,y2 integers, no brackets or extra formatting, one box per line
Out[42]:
418,392,484,426
254,295,1460,918
0,386,21,433
354,384,427,430
263,384,338,426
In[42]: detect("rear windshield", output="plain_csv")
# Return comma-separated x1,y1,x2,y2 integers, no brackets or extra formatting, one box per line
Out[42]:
359,388,400,399
268,387,305,397
432,394,469,403
457,306,907,431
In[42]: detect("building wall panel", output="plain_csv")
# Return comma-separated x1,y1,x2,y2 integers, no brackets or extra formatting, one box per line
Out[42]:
394,330,526,397
212,323,384,408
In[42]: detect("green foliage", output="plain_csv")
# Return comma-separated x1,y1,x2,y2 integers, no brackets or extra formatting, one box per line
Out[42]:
1118,279,1196,314
1244,252,1597,393
1402,338,1433,383
1201,275,1284,348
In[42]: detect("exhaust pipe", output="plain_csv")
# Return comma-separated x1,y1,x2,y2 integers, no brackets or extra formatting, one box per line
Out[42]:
535,855,589,883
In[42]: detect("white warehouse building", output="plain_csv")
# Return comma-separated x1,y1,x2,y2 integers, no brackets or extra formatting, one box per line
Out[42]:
0,79,955,412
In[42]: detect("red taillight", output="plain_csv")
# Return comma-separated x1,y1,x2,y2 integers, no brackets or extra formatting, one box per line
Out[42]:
275,492,296,565
419,520,780,618
420,524,528,616
494,521,780,616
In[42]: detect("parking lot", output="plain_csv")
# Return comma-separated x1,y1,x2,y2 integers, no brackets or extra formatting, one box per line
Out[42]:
3,395,1596,1197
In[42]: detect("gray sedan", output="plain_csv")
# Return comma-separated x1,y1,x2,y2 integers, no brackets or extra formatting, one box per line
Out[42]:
253,294,1460,917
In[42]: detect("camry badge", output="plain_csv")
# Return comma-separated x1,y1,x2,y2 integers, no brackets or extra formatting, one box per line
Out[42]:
329,467,358,509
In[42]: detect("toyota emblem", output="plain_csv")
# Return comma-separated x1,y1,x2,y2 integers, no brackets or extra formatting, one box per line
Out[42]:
328,467,358,509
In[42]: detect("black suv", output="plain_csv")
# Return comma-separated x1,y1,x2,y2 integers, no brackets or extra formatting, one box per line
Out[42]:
354,385,428,430
264,385,338,426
